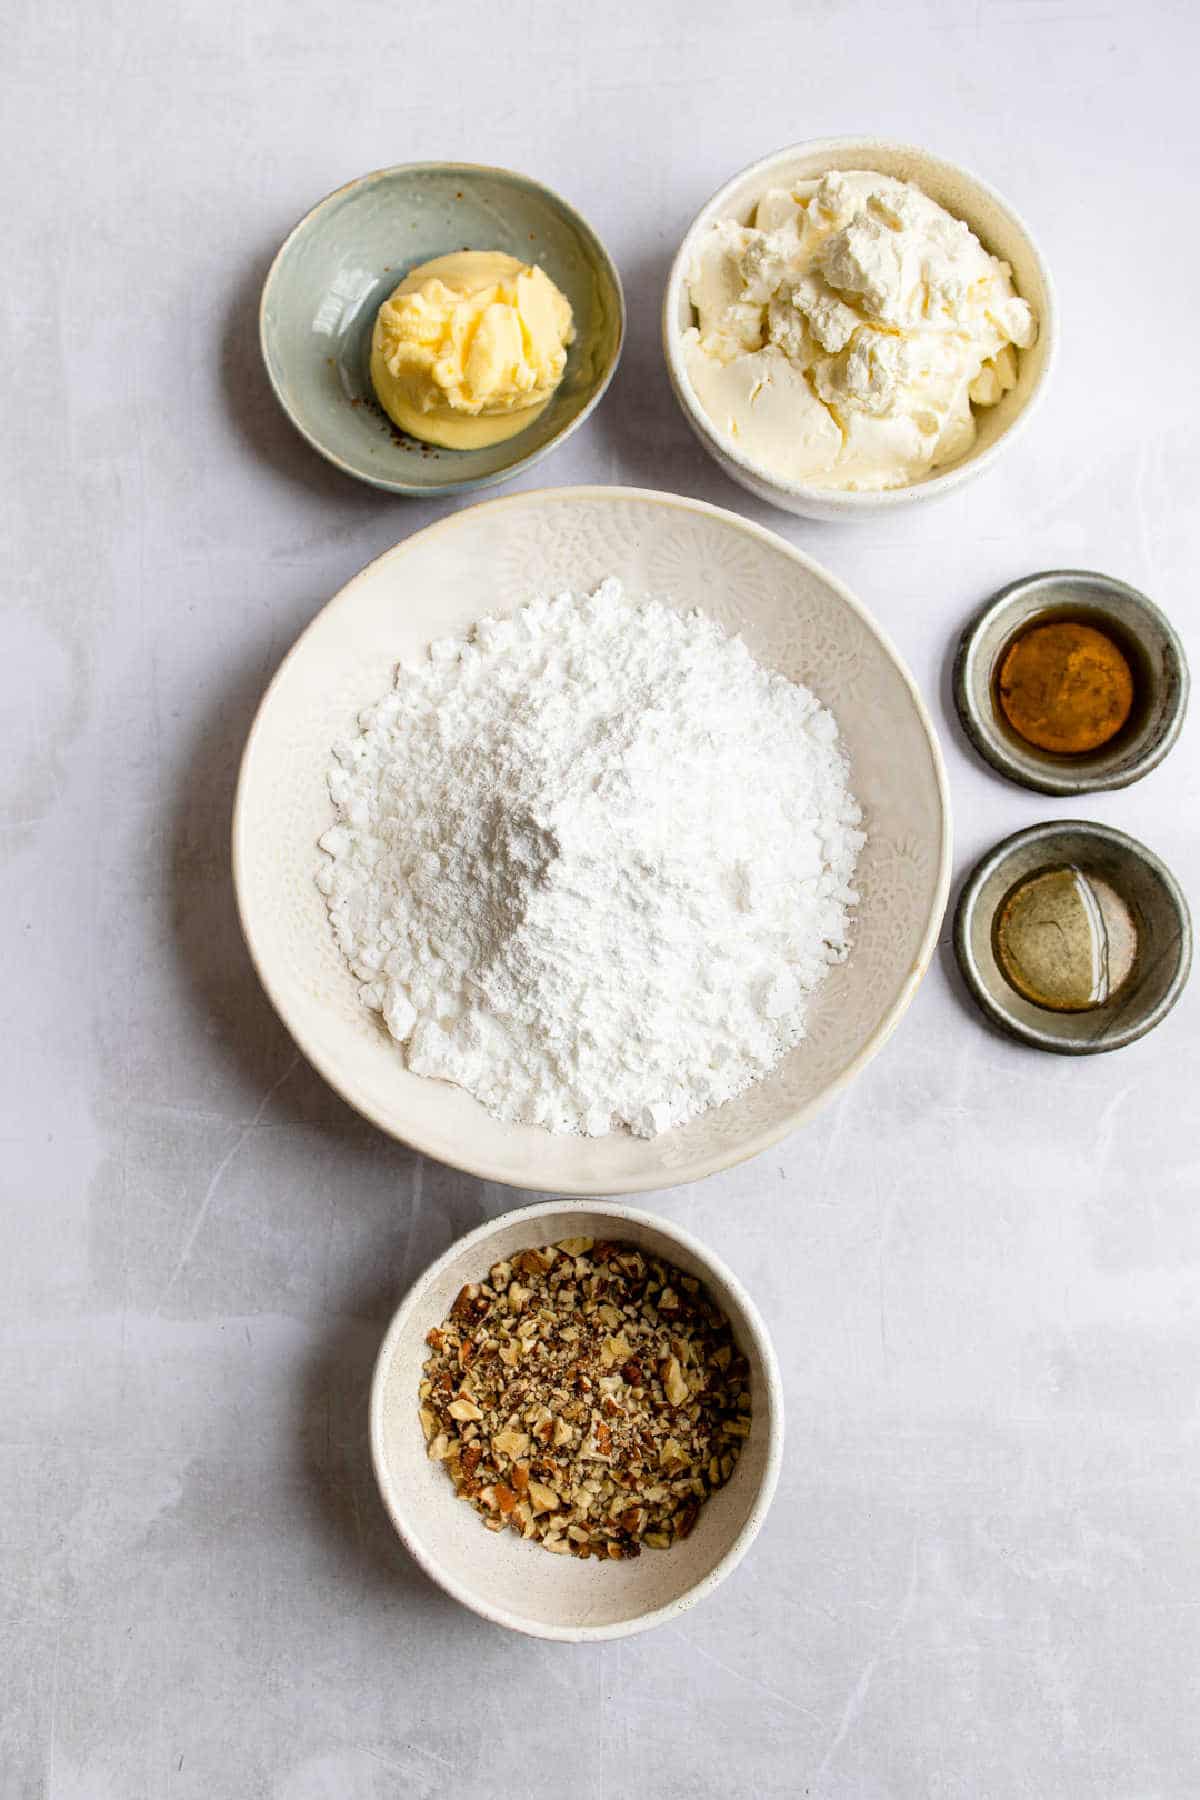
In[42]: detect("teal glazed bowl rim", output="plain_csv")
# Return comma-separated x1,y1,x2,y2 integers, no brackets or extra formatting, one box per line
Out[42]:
258,161,626,497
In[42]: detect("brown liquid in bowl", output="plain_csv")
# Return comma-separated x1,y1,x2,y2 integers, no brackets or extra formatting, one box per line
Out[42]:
996,618,1134,755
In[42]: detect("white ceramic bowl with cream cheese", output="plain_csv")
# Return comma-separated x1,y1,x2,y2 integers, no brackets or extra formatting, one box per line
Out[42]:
663,138,1057,522
369,1199,783,1640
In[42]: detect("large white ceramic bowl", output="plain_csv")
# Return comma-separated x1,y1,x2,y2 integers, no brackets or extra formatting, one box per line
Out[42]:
233,487,951,1193
664,138,1057,522
369,1200,783,1640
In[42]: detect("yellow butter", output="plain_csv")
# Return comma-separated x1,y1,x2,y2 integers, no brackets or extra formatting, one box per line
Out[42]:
369,251,574,449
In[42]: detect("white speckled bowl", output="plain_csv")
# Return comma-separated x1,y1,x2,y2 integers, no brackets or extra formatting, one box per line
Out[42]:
663,138,1057,522
233,487,951,1193
370,1200,783,1640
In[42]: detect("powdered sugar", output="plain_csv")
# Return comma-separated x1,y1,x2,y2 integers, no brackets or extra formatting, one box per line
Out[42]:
317,578,864,1138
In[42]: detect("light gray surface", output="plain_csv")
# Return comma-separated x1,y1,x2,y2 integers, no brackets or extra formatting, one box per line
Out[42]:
3,2,1198,1795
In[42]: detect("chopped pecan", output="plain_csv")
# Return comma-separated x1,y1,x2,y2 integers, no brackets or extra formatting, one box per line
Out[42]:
449,1284,488,1327
419,1237,749,1562
674,1501,700,1540
459,1444,482,1481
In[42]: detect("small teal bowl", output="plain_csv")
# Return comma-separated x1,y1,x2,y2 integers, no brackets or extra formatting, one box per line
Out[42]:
259,163,625,497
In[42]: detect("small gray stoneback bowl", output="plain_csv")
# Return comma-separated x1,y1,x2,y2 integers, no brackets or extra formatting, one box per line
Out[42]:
260,162,624,496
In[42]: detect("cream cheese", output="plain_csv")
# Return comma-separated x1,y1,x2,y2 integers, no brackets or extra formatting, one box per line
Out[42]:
683,171,1037,491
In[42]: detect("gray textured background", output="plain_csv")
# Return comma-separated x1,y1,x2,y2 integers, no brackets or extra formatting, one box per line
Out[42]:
4,2,1199,1795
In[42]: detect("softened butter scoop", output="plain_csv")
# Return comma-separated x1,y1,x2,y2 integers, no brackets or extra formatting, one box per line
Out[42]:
369,250,574,449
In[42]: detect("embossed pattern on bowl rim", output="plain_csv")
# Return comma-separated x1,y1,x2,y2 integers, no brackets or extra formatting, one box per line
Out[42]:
233,486,953,1192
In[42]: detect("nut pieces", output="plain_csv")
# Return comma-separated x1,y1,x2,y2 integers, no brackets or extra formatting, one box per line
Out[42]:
418,1238,750,1559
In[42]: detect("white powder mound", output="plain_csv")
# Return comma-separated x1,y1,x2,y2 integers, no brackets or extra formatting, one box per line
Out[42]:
317,578,864,1138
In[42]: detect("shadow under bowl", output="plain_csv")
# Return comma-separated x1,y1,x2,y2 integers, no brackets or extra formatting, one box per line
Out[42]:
260,162,624,497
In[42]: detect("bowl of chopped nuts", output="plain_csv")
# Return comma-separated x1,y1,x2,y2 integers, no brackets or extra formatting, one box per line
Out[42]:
369,1200,783,1640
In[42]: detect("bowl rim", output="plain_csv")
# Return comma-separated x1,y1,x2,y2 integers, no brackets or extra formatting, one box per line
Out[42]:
953,819,1194,1054
232,484,953,1193
367,1198,786,1640
953,568,1191,794
258,159,626,497
662,135,1058,513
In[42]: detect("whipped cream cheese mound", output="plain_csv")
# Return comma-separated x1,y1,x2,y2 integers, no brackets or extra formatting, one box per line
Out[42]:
683,170,1037,491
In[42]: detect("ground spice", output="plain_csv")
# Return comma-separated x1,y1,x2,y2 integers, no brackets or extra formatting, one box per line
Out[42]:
996,617,1134,755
